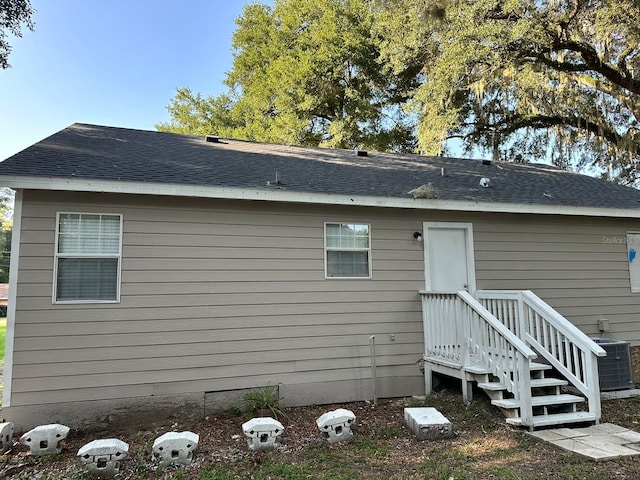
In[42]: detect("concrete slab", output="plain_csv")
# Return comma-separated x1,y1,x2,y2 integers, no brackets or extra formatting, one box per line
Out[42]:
614,431,640,443
553,438,622,461
576,423,628,435
596,434,633,446
529,430,567,442
580,434,638,453
528,423,640,461
404,407,452,440
553,427,588,438
600,389,640,400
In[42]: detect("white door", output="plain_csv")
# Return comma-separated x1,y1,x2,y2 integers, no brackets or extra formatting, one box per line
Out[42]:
423,222,476,293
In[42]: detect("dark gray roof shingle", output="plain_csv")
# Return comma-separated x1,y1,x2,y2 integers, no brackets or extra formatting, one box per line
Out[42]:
1,123,640,211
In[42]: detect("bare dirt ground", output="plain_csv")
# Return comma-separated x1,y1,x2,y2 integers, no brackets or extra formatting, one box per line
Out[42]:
3,386,640,479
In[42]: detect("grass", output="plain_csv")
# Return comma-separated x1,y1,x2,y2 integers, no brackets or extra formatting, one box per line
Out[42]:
6,390,640,479
242,385,288,420
188,393,619,480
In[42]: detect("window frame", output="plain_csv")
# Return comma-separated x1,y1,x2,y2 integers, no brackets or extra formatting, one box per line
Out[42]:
324,222,372,279
52,212,123,304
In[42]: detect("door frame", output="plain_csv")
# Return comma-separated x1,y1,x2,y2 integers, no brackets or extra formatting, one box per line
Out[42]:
423,222,477,294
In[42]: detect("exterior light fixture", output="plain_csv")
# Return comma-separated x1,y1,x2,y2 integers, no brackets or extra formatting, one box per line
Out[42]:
413,232,423,242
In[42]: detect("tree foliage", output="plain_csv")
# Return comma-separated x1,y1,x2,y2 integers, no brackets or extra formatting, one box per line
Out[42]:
160,0,640,184
0,0,34,69
0,188,13,283
0,221,11,284
376,0,640,184
158,0,418,152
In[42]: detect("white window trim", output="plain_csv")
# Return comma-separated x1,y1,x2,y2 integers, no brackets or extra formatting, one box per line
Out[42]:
324,222,372,279
52,212,123,304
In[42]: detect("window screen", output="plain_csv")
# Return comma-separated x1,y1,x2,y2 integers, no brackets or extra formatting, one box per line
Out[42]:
55,213,122,302
325,223,371,278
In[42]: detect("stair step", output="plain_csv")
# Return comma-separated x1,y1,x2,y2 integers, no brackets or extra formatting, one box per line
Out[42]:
466,361,552,376
531,378,568,388
506,411,597,428
530,362,553,371
492,394,584,409
478,378,568,392
465,365,492,375
477,382,505,391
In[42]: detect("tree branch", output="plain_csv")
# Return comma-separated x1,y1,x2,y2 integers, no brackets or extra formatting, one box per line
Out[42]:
473,113,626,148
571,74,640,120
522,51,591,72
618,45,637,78
552,39,640,95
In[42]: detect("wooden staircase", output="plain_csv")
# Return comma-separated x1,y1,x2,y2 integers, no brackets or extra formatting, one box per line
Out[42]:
420,290,606,430
473,361,598,428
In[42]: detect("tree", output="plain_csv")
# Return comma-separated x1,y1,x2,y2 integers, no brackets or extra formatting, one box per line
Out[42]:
0,188,13,283
158,0,418,152
0,222,11,284
376,0,640,184
0,0,35,69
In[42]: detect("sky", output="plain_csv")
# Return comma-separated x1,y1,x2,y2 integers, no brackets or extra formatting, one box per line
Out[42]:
0,0,271,161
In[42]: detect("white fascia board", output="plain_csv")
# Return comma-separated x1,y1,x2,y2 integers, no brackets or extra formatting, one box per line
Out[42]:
2,175,640,219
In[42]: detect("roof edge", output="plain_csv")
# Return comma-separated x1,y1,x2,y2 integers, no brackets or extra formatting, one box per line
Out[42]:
2,175,639,219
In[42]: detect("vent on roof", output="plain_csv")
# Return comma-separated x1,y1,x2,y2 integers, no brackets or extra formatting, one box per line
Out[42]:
356,150,368,157
205,135,220,143
482,159,492,166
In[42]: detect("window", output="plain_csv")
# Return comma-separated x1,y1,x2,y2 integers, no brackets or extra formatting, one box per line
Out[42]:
54,213,122,302
325,223,371,278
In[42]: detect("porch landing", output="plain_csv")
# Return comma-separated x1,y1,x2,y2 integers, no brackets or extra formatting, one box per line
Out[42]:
528,423,640,461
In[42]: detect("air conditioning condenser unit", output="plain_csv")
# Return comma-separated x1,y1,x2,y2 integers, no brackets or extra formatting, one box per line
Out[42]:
592,338,634,391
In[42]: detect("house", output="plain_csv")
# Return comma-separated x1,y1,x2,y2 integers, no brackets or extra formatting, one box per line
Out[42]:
1,123,640,430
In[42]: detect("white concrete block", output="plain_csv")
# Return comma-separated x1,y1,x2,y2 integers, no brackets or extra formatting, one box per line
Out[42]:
404,407,452,440
77,438,129,477
0,422,14,454
19,423,70,455
316,408,356,443
242,417,284,451
152,431,199,467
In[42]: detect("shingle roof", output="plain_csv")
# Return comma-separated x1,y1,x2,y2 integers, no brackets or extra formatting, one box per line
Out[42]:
1,123,640,213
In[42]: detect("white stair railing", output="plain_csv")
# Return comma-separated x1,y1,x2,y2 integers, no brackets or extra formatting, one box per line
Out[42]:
421,292,464,364
420,291,537,426
477,290,606,421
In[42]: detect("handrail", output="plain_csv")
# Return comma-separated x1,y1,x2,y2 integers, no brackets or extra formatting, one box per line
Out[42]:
419,291,464,364
521,291,606,357
420,290,536,426
477,290,606,357
457,291,537,360
477,289,604,423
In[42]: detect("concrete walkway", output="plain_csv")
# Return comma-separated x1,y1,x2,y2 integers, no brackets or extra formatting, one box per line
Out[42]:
528,423,640,461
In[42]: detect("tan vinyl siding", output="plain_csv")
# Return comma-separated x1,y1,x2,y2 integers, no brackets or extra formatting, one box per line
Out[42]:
11,191,426,407
472,213,640,340
10,190,640,417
